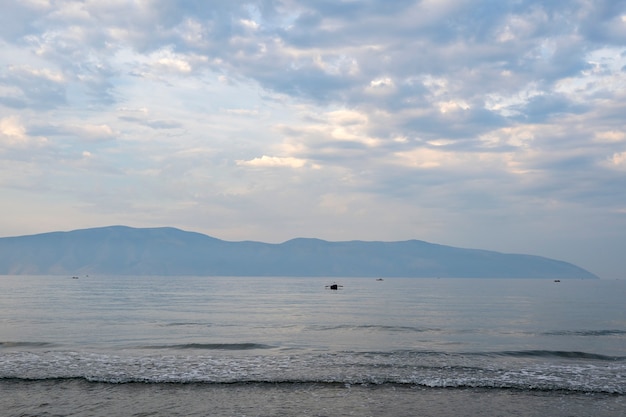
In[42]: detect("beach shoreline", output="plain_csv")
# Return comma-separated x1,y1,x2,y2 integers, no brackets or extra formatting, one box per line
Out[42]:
3,379,624,417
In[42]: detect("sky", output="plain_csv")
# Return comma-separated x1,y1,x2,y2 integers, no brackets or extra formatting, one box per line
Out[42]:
1,0,625,279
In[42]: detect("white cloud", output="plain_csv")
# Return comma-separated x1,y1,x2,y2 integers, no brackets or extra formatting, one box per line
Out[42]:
369,77,393,88
19,0,51,11
240,19,259,30
236,155,308,168
393,147,444,169
479,126,536,148
225,108,260,117
157,57,192,73
0,116,26,139
0,116,48,148
9,65,64,83
594,131,625,143
65,124,117,141
437,100,470,113
48,1,90,21
146,48,207,75
609,152,626,168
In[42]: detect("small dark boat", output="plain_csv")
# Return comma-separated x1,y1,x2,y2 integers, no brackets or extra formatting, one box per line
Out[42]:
326,283,343,290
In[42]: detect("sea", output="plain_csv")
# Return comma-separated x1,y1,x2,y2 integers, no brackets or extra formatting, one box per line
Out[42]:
1,275,625,417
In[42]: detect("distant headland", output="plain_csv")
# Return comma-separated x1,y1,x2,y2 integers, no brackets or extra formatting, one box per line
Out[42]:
0,226,599,279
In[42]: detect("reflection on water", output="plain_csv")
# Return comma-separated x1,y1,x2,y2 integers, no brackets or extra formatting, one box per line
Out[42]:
1,276,625,355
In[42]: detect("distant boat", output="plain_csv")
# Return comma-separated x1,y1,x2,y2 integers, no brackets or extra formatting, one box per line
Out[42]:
376,278,384,281
71,276,79,279
325,283,343,290
554,279,561,283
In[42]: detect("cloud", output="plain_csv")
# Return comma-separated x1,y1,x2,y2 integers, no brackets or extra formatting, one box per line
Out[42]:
595,130,626,143
117,108,184,130
0,65,66,109
237,155,309,169
0,116,27,139
611,152,626,168
0,116,48,149
55,123,118,142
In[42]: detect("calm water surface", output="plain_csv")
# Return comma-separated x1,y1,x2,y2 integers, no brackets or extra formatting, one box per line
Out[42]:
1,276,625,416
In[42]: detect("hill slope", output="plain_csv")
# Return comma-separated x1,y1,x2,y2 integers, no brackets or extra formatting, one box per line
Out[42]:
0,226,599,278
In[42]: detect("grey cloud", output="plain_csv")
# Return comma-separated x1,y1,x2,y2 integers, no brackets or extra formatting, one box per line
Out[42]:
27,123,116,143
511,94,587,123
0,67,66,110
398,107,507,142
0,96,29,109
118,116,183,130
0,2,44,41
578,0,626,45
258,66,359,103
518,159,625,210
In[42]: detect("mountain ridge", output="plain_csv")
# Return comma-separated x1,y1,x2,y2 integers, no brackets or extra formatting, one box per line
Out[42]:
0,225,599,279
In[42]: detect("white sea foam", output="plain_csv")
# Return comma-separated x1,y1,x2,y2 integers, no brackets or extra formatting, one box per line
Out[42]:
1,349,624,393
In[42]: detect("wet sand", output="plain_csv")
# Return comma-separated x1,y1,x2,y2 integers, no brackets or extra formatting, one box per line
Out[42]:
3,380,624,417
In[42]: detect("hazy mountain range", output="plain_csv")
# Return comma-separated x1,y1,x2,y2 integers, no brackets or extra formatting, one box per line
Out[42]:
0,226,598,279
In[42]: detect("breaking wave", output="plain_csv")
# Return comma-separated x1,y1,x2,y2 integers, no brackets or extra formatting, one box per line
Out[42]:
1,349,624,394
